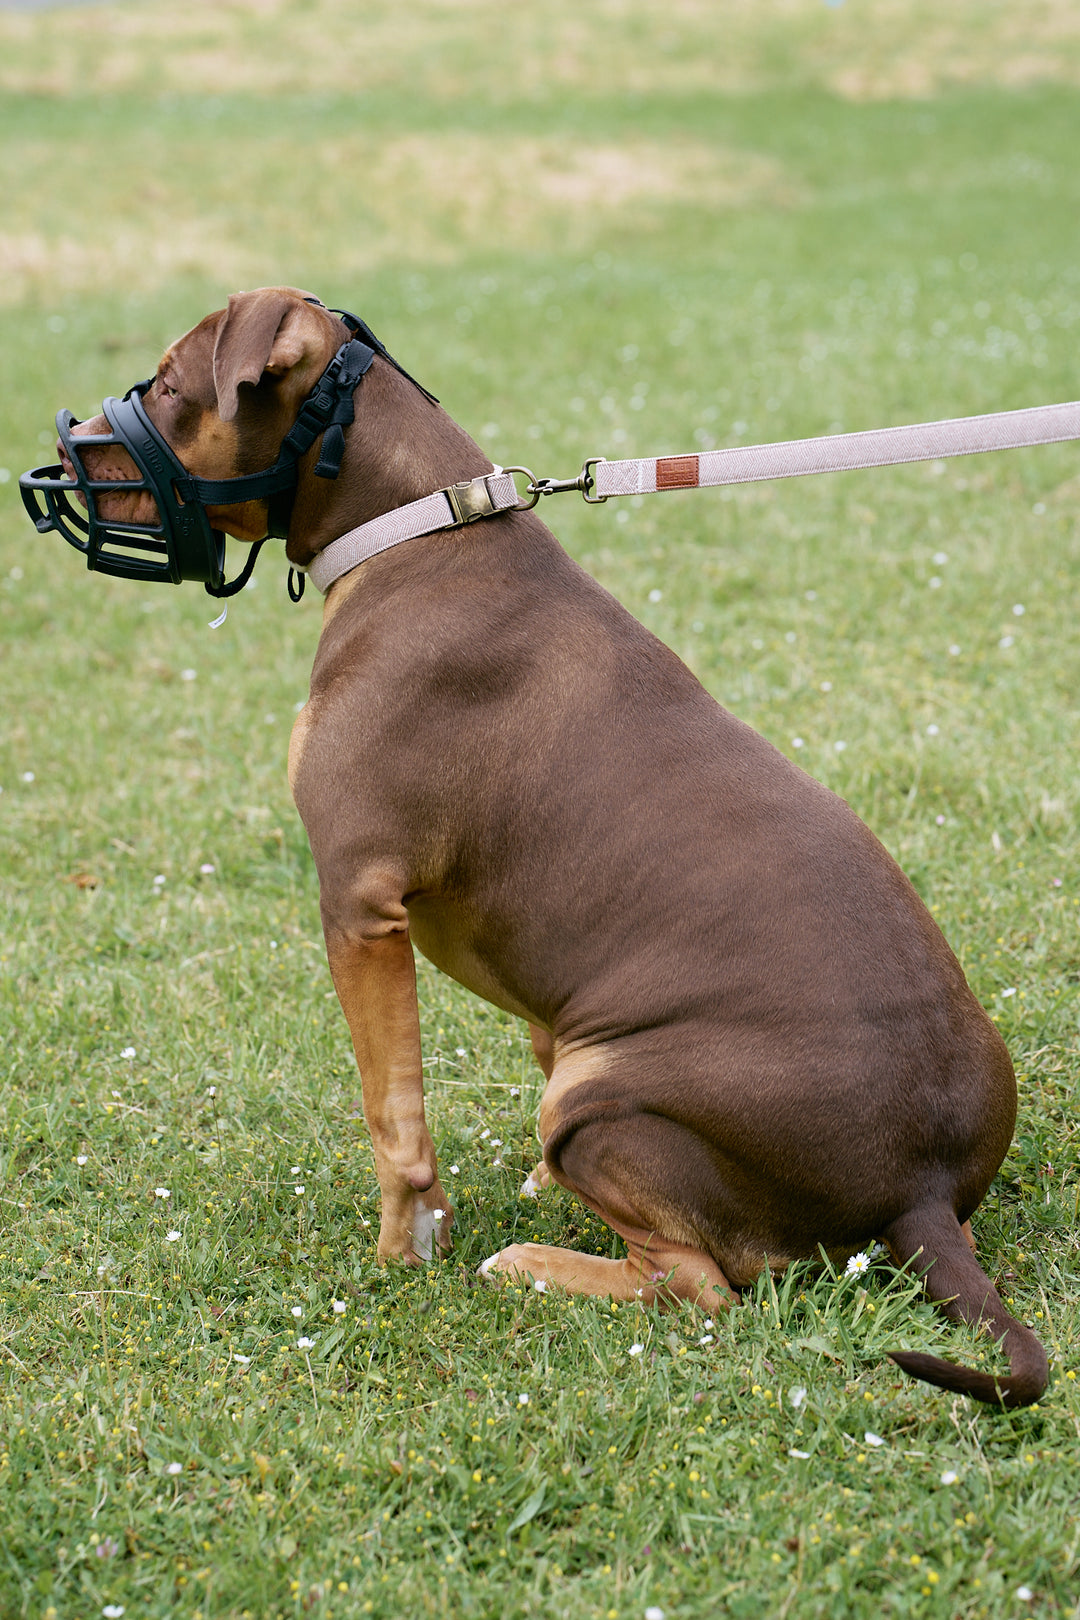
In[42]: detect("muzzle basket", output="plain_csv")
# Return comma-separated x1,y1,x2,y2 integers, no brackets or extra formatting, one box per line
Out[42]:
20,392,226,588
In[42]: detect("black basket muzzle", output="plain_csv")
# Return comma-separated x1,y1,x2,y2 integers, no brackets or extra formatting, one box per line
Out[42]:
19,302,437,597
20,384,228,589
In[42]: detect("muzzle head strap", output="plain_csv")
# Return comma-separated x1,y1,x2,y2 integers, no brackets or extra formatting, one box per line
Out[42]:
280,335,377,480
323,302,440,408
180,336,379,533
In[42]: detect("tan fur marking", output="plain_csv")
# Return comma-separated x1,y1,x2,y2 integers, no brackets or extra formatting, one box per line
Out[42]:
287,701,313,795
537,1043,613,1143
320,563,367,626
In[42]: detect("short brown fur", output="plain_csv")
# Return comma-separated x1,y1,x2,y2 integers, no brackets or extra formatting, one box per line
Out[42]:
66,288,1048,1407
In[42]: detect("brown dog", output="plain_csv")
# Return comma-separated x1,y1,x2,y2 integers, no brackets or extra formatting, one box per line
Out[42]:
62,286,1048,1407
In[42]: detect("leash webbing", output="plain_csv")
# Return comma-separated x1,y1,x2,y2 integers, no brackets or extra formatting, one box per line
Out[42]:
305,398,1080,594
590,398,1080,499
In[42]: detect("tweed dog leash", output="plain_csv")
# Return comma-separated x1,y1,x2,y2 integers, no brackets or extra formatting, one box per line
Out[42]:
306,398,1080,594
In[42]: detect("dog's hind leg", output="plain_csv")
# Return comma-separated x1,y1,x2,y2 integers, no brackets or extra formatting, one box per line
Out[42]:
479,1231,734,1308
482,1074,736,1308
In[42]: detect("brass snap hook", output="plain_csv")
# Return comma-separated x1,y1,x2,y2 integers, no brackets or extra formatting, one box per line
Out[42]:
522,457,609,504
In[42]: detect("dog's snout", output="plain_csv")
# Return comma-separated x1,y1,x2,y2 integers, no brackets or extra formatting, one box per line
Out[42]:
63,413,161,525
70,412,109,438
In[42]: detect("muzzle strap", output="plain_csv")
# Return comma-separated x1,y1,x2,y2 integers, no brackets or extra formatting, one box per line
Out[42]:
328,306,440,408
174,336,379,532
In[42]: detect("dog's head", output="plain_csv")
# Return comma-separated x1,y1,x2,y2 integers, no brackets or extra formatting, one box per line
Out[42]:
23,285,452,588
63,288,344,542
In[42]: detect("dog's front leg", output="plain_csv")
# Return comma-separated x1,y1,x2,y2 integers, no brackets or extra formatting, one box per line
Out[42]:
324,923,452,1264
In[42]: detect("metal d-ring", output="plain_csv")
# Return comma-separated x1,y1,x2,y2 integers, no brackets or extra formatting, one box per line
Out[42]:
500,465,541,510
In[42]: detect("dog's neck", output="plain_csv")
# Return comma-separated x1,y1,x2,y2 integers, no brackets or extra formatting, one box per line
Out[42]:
283,360,493,568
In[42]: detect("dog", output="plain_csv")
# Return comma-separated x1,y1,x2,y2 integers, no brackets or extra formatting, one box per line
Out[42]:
57,286,1048,1406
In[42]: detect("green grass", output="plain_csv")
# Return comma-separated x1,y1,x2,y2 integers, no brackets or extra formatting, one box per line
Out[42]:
2,2,1080,1616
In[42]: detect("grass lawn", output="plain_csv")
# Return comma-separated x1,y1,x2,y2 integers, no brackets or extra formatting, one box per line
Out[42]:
1,2,1080,1616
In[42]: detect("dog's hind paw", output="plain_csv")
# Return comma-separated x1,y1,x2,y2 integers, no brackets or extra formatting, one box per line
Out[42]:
520,1160,552,1199
477,1243,552,1292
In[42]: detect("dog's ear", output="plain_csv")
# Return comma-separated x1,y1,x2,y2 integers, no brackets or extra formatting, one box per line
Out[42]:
212,290,330,422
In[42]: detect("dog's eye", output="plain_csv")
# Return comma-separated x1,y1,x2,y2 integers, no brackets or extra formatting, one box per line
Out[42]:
158,377,179,399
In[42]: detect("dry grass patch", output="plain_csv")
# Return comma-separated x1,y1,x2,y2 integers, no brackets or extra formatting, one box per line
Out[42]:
0,226,255,311
2,0,1080,101
0,131,799,305
822,0,1080,100
359,133,802,255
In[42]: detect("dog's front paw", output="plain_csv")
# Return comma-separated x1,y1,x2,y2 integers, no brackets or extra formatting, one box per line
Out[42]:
410,1198,452,1262
377,1188,454,1264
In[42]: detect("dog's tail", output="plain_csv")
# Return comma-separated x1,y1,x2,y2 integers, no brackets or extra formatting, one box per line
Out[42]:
883,1202,1048,1409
